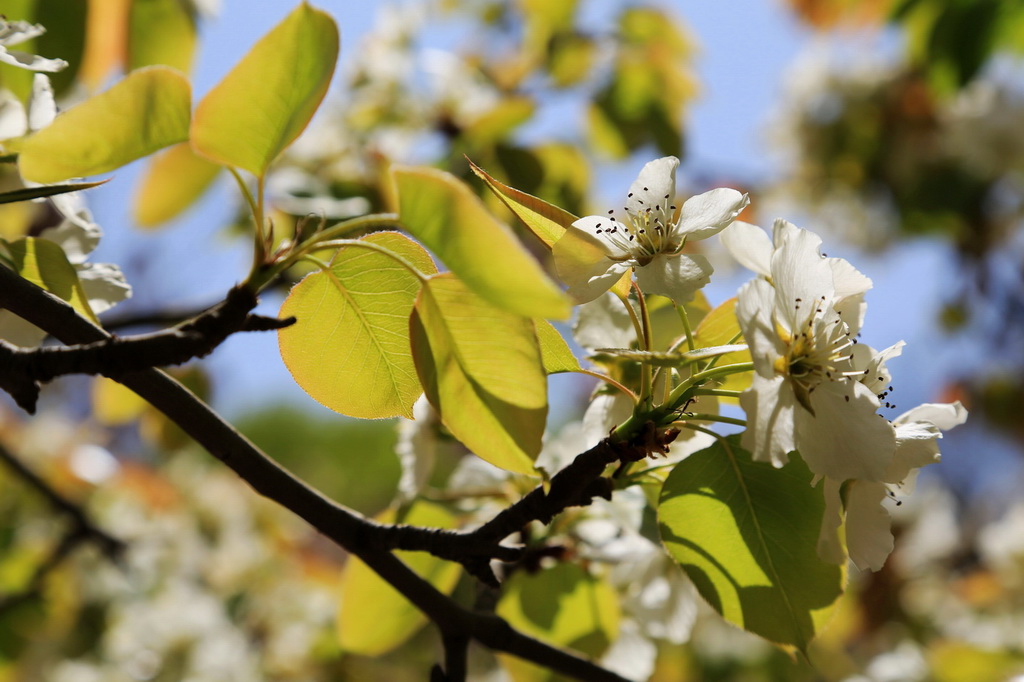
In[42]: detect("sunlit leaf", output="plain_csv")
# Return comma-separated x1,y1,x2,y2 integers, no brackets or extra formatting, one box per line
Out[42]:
468,158,578,249
91,376,147,426
279,232,436,420
18,66,191,183
3,237,97,322
190,3,338,177
535,320,580,374
658,435,844,652
394,166,571,320
692,296,752,397
410,274,547,475
78,0,131,90
496,562,620,682
929,640,1024,682
128,0,198,73
465,97,535,144
133,142,221,227
337,501,461,655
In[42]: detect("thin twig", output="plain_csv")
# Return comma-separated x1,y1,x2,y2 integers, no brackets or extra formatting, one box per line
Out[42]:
0,284,294,413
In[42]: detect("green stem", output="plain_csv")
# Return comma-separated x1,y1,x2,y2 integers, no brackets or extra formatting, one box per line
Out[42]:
613,289,644,351
692,388,742,399
313,239,429,282
312,212,401,245
673,413,746,427
246,214,403,293
667,362,753,405
704,329,744,371
227,168,266,280
675,303,695,352
632,280,654,409
576,369,638,403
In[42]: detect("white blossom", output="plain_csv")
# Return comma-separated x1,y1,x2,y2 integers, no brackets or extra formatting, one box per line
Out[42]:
553,156,748,304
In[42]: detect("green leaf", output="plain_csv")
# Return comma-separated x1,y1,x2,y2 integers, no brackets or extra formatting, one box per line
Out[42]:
132,142,222,227
535,320,580,374
17,66,191,183
278,232,436,420
496,562,620,682
394,166,571,320
658,435,844,653
410,274,547,475
0,180,106,205
692,297,751,397
337,500,461,655
190,3,338,177
128,0,198,73
4,237,97,322
468,158,578,249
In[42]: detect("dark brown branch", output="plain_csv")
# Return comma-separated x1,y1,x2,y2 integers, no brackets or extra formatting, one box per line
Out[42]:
0,284,294,413
371,423,678,582
0,266,629,682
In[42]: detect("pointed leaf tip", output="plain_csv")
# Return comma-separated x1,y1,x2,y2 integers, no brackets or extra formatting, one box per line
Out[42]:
395,165,571,320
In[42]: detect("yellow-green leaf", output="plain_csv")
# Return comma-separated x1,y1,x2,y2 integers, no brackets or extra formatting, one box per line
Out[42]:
496,562,620,682
278,232,436,420
4,237,97,322
128,0,198,73
410,274,547,475
468,158,578,249
692,296,751,397
133,142,222,227
535,320,579,374
337,501,461,655
18,66,191,183
92,376,147,426
659,436,844,653
190,3,338,176
395,166,571,320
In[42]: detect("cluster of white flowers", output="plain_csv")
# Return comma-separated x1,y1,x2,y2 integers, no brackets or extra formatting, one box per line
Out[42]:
559,155,966,573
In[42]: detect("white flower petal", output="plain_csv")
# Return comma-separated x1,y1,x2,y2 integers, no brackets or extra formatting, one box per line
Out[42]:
573,292,637,351
39,214,102,263
816,477,847,565
796,380,895,482
553,223,630,303
634,252,712,303
845,480,893,572
0,20,47,46
600,619,657,682
770,222,835,327
76,263,132,315
719,220,772,276
0,48,67,73
626,156,679,216
0,90,27,140
582,391,634,443
735,278,783,376
675,188,749,241
395,395,437,501
894,401,969,432
886,401,967,483
27,73,56,131
740,374,797,468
